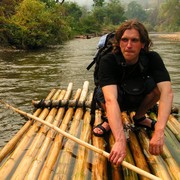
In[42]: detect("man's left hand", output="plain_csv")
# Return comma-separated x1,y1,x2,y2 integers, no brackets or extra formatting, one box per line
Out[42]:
149,129,164,155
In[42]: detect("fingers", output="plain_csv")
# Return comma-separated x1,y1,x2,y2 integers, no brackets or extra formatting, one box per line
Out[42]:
149,139,164,155
109,151,126,165
149,132,164,155
149,144,163,155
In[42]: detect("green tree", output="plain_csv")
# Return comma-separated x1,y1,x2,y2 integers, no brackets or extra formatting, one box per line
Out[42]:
63,2,83,34
104,0,125,25
0,0,22,18
92,0,125,27
8,0,71,49
93,0,105,7
125,1,148,22
158,0,180,31
79,14,102,34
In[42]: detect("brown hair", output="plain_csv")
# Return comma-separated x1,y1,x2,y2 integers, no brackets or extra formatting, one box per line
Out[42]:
113,19,152,53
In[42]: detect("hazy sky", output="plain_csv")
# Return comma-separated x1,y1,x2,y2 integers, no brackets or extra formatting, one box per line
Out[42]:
67,0,93,7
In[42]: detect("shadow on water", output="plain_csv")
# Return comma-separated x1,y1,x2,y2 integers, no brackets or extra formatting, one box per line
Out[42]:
0,34,179,148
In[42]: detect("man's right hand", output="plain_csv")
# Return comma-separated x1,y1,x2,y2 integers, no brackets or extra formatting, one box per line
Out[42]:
109,135,127,165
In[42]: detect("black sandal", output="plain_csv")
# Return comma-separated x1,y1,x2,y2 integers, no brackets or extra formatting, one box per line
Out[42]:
93,116,110,137
133,116,156,130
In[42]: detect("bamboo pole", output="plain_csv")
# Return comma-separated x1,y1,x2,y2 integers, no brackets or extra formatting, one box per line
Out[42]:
0,89,56,163
161,143,180,180
53,108,84,179
11,89,65,180
24,83,73,179
72,110,92,179
122,145,139,180
149,111,180,142
121,112,138,180
92,109,108,180
130,112,176,179
108,133,123,180
72,94,92,179
38,89,82,180
137,129,173,180
53,81,89,179
148,112,180,179
168,114,180,131
0,89,57,179
0,105,162,179
166,121,180,141
32,99,92,108
167,115,180,141
164,127,180,164
122,112,151,180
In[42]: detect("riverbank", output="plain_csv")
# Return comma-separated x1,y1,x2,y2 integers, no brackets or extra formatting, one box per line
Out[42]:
157,32,180,41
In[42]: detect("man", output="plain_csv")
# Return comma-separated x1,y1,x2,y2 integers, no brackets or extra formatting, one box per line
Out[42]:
93,19,173,165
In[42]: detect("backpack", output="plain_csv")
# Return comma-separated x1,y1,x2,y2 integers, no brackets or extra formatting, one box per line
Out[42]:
86,32,115,86
87,32,149,126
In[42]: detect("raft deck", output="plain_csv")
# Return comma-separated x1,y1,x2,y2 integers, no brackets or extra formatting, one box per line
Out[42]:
0,81,179,180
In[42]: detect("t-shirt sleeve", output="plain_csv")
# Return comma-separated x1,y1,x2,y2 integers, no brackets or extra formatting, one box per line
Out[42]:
98,54,118,87
148,51,171,83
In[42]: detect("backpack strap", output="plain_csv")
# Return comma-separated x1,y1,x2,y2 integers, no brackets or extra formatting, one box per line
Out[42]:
86,58,96,70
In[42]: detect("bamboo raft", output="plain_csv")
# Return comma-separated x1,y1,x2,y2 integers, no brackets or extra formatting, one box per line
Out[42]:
0,81,179,180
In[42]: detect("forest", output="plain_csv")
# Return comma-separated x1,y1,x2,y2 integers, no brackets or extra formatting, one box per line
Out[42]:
0,0,179,49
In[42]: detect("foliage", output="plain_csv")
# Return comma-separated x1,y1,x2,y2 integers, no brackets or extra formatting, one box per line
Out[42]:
92,0,125,26
124,1,148,22
0,0,179,49
5,0,71,49
79,14,102,34
0,0,23,18
62,2,83,34
157,0,180,31
104,0,125,25
93,0,105,7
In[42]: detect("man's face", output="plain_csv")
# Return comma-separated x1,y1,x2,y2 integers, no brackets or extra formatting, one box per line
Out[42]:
119,28,145,65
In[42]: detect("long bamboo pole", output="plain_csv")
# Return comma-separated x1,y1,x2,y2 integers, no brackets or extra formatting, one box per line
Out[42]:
137,128,173,180
0,89,56,163
122,112,151,180
72,93,93,179
122,112,150,180
108,133,123,180
72,110,92,179
92,110,108,180
0,89,57,179
148,112,180,179
53,81,89,179
0,101,161,180
38,89,82,180
11,90,65,180
24,83,73,179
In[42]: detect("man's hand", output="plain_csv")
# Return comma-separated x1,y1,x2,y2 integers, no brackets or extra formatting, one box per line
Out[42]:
109,135,126,165
149,129,164,155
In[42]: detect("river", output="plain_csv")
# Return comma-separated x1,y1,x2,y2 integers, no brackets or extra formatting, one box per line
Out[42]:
0,34,179,148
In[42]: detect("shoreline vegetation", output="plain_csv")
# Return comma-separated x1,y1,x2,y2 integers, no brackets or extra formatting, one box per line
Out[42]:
1,1,179,50
0,32,180,52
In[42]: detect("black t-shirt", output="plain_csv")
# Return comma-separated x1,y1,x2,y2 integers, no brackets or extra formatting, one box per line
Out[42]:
98,51,171,88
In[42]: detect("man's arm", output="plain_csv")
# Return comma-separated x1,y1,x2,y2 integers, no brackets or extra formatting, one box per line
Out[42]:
149,81,173,155
102,85,126,165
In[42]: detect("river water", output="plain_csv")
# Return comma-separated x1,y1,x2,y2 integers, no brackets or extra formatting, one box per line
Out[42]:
0,34,179,148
